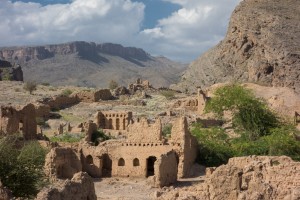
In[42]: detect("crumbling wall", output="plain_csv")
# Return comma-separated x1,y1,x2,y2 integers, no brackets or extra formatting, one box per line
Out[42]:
44,147,82,181
35,172,97,200
205,156,300,200
173,98,198,111
40,96,79,110
127,118,162,143
153,151,178,187
34,103,51,118
95,111,132,131
0,103,37,140
75,89,112,102
171,117,197,178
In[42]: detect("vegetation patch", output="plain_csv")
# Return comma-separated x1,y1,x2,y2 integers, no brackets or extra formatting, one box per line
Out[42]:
50,133,85,143
160,90,175,100
0,135,49,198
193,84,300,167
91,129,112,146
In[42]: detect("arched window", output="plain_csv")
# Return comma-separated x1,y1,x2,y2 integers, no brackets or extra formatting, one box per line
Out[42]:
133,158,140,166
118,158,125,166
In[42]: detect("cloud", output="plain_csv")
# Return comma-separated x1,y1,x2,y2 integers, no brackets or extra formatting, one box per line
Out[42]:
0,0,144,46
140,0,241,61
0,0,241,62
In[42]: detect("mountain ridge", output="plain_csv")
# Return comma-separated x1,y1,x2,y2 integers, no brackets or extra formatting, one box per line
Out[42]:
0,41,186,87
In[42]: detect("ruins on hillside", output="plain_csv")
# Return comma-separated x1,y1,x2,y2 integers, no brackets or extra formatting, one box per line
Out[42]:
128,78,153,93
0,103,37,139
95,111,133,136
75,89,113,102
44,115,198,187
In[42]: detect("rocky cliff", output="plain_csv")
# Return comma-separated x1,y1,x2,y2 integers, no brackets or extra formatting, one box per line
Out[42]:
0,42,185,87
174,0,300,93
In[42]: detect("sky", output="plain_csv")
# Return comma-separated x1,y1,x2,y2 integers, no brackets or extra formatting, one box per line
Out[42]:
2,0,241,62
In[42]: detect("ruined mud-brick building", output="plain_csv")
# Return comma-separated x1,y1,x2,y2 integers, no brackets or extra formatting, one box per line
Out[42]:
0,103,37,139
75,89,113,102
128,78,153,93
95,111,133,136
45,116,198,187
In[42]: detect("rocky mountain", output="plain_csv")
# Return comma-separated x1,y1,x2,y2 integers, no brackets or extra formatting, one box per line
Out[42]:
174,0,300,93
0,42,186,88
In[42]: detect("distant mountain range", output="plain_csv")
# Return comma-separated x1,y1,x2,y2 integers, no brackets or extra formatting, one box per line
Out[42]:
0,41,186,88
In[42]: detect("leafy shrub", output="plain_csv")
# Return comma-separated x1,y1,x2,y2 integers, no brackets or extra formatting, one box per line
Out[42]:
0,136,48,198
50,133,84,143
61,89,73,97
41,82,50,86
191,124,234,167
108,80,118,90
91,129,111,146
23,81,37,94
192,84,300,167
206,84,279,140
160,90,175,100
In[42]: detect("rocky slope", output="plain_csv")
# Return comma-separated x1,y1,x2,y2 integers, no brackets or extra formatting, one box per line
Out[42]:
174,0,300,93
0,41,185,88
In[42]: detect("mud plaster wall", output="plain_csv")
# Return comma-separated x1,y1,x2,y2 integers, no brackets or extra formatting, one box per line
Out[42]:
44,147,82,181
154,151,178,187
171,117,198,178
127,118,162,143
44,96,79,110
96,111,132,131
75,89,112,102
0,103,37,139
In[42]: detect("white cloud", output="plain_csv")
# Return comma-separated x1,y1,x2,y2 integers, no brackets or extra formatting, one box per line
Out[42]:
0,0,144,46
0,0,241,62
139,0,241,61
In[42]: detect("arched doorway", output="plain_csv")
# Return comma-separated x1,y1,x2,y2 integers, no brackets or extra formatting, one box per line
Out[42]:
146,156,157,177
102,154,112,177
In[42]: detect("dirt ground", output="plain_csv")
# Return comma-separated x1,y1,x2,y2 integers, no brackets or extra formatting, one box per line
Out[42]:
94,176,205,200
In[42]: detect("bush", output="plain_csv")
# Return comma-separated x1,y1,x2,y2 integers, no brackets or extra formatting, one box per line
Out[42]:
91,129,111,146
61,89,73,97
0,136,48,198
108,80,118,90
206,84,279,140
23,81,37,94
160,90,175,100
50,133,84,143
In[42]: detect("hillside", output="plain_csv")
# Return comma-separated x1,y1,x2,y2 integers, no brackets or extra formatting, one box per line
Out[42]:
173,0,300,93
0,41,186,88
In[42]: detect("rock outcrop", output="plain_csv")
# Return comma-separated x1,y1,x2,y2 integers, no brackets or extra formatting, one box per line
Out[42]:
35,172,97,200
0,59,23,81
175,0,300,93
0,41,185,88
158,156,300,200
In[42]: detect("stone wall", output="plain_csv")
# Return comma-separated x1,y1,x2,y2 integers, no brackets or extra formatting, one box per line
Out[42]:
44,147,82,181
171,117,198,178
153,151,178,187
127,118,162,143
35,172,97,200
0,103,37,140
205,156,300,200
39,96,79,110
95,111,132,131
75,89,112,102
34,103,51,118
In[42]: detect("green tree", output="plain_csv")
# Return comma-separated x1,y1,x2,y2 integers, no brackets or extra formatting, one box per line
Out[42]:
0,136,48,198
205,84,278,140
